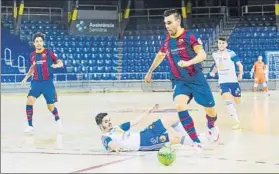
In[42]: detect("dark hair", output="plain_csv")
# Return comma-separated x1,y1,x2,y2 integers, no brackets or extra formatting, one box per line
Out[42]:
218,36,227,41
95,113,108,125
163,9,181,20
33,32,45,41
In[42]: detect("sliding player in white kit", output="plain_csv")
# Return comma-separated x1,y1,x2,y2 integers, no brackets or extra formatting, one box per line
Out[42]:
95,104,202,153
210,37,243,130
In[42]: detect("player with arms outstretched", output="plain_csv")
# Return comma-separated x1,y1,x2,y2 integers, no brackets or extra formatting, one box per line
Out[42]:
96,104,197,153
21,32,63,133
144,9,219,152
250,56,268,92
210,37,243,130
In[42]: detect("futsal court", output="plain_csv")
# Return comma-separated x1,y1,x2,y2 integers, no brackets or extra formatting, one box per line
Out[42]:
1,90,279,173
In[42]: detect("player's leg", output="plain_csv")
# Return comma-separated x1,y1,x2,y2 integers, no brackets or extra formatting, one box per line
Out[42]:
191,76,219,143
46,104,60,121
263,82,268,92
42,81,62,132
172,81,203,152
220,83,241,129
261,76,268,92
24,82,41,133
253,77,259,92
138,119,191,151
156,118,194,146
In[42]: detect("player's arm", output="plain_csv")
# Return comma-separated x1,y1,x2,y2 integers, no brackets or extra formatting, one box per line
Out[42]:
145,51,166,83
49,50,63,68
188,46,207,65
54,59,63,68
21,65,34,85
231,51,243,80
236,61,243,80
147,51,166,73
102,136,121,154
250,64,255,78
178,32,206,67
263,64,267,74
209,64,218,77
108,142,121,154
129,104,159,127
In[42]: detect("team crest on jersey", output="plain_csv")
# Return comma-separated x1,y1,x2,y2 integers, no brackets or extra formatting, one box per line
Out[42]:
159,135,166,142
42,53,46,57
219,63,225,70
178,39,184,44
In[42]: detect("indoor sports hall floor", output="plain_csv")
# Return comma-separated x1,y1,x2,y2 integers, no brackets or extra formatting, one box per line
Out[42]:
1,91,279,173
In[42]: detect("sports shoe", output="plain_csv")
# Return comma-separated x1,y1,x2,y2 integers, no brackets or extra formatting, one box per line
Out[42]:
206,126,220,143
24,126,34,133
192,142,203,153
232,122,241,130
56,119,63,133
264,87,268,92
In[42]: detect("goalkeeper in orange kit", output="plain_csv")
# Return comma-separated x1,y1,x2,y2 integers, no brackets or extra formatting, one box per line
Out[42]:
250,56,268,92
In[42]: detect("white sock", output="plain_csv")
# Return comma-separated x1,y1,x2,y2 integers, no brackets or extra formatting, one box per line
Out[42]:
180,135,192,145
172,121,188,136
225,100,240,123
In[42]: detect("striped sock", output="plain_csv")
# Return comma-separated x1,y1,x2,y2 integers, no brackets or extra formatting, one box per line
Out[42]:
52,107,60,121
26,105,33,127
206,114,217,129
178,110,200,143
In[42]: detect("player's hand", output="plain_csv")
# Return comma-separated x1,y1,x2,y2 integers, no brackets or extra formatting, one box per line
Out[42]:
144,71,152,84
238,74,243,81
147,104,159,113
21,78,27,86
178,60,192,67
209,72,215,77
114,147,122,155
51,64,60,68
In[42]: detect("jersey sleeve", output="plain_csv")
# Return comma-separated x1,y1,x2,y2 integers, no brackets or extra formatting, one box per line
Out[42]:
29,52,35,66
119,122,131,131
187,31,203,53
159,35,166,53
230,51,240,63
48,50,58,62
101,136,113,151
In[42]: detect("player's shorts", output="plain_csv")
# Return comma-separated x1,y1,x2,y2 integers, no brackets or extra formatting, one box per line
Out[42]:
172,73,215,107
139,119,169,151
28,80,57,104
255,75,266,84
219,82,241,97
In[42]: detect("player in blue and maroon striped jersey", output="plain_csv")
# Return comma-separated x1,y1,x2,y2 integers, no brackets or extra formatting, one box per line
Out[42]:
21,32,63,133
144,9,220,153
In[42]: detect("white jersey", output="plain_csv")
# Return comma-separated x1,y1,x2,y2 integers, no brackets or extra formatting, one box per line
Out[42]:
212,49,239,84
101,122,140,152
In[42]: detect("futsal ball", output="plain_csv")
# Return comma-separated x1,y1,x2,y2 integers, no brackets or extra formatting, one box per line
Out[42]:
157,146,176,166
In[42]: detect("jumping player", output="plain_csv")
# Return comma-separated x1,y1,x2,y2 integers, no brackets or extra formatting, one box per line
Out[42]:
21,32,63,133
144,9,219,152
250,56,268,92
210,37,243,130
96,104,197,153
